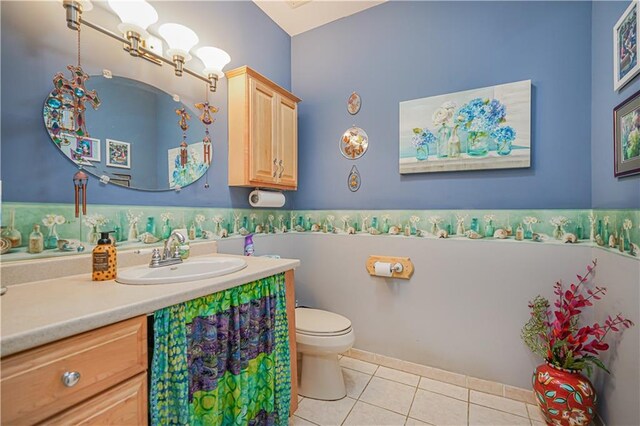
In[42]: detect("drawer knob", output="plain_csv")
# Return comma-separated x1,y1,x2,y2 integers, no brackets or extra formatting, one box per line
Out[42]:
61,371,81,387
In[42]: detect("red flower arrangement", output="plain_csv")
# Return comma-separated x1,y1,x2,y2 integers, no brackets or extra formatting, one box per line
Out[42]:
522,260,634,374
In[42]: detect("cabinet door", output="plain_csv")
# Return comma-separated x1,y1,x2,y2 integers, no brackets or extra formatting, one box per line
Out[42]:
277,95,298,188
249,78,277,184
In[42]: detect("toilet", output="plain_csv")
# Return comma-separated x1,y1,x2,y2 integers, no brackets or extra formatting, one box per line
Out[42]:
295,307,355,400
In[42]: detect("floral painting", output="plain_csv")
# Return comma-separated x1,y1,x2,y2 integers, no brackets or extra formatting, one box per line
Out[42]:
106,139,131,169
399,80,531,174
614,0,640,91
167,141,209,188
614,89,640,177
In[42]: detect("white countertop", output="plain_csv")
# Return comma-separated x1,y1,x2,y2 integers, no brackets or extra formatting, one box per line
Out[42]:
0,253,299,357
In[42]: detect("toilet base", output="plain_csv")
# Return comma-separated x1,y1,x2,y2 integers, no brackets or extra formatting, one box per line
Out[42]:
299,352,346,400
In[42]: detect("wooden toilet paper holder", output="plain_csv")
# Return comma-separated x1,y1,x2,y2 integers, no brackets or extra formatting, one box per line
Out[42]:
366,255,414,279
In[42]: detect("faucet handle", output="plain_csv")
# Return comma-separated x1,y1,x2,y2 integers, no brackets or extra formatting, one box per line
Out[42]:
150,248,161,267
172,245,182,259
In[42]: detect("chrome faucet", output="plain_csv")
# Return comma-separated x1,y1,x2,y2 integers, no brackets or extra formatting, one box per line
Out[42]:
149,230,185,268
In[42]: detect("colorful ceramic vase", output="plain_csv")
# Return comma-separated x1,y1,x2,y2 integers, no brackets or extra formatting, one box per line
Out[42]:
533,362,596,426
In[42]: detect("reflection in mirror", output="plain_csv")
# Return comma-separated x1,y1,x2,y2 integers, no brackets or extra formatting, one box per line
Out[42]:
43,75,214,191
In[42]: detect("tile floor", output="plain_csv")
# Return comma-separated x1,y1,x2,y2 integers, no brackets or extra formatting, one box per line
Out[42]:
290,355,547,426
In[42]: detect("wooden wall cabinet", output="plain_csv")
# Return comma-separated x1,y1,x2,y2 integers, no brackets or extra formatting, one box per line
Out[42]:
227,66,301,191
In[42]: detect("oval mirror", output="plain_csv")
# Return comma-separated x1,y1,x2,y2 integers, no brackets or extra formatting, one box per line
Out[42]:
43,75,213,191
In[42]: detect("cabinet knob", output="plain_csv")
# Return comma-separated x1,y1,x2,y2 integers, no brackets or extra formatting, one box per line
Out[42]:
61,371,81,387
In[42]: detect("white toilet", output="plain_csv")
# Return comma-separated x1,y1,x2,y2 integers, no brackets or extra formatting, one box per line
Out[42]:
295,307,355,400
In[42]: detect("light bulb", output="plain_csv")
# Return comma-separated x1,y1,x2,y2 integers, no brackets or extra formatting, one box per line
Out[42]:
108,0,158,39
158,23,199,62
196,46,231,78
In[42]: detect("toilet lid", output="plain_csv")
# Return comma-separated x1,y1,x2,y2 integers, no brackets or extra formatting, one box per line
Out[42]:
296,308,352,335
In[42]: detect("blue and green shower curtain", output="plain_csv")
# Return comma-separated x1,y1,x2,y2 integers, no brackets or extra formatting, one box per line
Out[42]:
150,273,291,425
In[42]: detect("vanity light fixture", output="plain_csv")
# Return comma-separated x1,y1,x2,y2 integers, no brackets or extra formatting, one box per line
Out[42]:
60,1,228,91
196,46,231,92
107,0,158,58
158,23,199,77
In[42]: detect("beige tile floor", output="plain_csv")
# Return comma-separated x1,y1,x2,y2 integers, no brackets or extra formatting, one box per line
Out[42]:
290,355,547,426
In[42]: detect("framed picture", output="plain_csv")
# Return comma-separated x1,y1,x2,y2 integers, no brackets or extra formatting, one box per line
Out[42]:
614,89,640,177
106,139,131,169
399,80,531,174
75,136,100,162
614,0,640,91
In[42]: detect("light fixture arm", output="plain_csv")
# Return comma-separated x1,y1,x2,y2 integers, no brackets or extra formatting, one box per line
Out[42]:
61,1,218,90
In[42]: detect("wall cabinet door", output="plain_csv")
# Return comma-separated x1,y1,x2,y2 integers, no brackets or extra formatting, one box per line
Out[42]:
249,79,278,185
277,95,298,188
227,66,300,191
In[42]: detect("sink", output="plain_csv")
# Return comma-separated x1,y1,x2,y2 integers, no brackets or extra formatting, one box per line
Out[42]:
116,257,248,285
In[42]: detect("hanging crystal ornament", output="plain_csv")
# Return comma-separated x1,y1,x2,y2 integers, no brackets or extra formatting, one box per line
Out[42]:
195,85,218,188
175,107,191,167
50,22,101,142
195,100,218,166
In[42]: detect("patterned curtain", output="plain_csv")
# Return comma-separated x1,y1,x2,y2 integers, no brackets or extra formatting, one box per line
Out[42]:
151,273,291,426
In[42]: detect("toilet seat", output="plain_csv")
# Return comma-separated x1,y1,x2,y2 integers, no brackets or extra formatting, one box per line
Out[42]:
295,308,352,336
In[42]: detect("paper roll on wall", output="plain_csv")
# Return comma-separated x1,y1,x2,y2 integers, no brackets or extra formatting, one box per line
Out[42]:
249,190,286,208
374,262,393,277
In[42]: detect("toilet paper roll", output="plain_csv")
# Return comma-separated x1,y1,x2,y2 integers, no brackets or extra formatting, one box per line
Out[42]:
249,190,286,208
374,262,393,277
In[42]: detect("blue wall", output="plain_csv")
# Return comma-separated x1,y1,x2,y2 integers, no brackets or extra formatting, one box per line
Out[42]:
290,1,593,210
0,1,291,208
592,1,640,209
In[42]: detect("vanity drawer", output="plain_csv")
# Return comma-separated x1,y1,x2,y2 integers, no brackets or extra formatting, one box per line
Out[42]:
43,373,147,425
1,316,147,425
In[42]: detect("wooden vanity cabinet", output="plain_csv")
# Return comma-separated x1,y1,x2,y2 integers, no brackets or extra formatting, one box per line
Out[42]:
0,316,147,425
227,66,300,190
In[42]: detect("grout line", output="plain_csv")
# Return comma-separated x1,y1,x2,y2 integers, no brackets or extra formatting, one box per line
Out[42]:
468,401,529,419
406,383,419,421
467,389,470,425
340,398,359,426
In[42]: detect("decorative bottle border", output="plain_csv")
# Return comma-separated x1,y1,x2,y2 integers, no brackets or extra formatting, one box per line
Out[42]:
1,202,638,262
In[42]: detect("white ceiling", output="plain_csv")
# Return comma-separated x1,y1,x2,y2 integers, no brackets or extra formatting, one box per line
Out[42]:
253,0,387,36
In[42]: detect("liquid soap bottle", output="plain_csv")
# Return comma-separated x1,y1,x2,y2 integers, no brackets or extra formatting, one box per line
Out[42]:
92,231,117,281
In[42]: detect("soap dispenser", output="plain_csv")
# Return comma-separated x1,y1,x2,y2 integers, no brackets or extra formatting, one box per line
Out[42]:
92,231,117,281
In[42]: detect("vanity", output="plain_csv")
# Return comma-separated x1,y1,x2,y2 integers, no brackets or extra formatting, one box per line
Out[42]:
0,242,300,425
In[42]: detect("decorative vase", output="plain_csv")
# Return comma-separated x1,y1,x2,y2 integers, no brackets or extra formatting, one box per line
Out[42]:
470,218,479,233
533,362,596,426
447,127,461,158
44,224,59,250
437,126,451,158
127,223,138,242
467,132,489,157
1,210,22,247
382,218,390,234
89,226,100,245
553,225,564,240
624,229,631,251
146,217,156,237
416,145,428,161
496,139,512,156
161,219,172,239
484,220,495,238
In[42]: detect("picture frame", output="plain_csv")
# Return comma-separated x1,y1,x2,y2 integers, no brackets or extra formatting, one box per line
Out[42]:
75,136,100,162
614,0,640,91
106,139,131,169
614,89,640,177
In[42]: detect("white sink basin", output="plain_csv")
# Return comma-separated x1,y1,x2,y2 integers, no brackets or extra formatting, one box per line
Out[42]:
116,257,248,285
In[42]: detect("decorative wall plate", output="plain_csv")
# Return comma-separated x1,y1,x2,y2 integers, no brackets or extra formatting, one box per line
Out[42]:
347,92,361,115
340,126,369,159
348,165,361,192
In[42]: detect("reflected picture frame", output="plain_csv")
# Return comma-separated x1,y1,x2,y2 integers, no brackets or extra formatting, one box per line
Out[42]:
614,0,640,91
613,89,640,177
106,139,131,169
75,136,100,162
